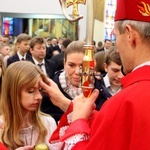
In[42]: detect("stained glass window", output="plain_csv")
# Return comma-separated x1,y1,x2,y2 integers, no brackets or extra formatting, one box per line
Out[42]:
104,0,116,41
2,17,14,36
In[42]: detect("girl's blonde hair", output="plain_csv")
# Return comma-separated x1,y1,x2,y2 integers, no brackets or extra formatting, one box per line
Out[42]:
0,61,49,149
0,56,5,94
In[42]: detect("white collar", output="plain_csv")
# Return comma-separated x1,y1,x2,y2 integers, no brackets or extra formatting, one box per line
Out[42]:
103,74,111,88
17,51,27,60
103,74,122,96
32,57,45,65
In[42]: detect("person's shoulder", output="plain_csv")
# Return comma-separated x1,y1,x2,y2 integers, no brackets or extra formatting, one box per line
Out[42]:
98,47,104,52
94,77,111,97
51,53,63,60
26,53,32,60
40,114,57,127
51,54,59,61
45,59,56,71
41,114,54,121
7,54,18,67
53,69,63,80
3,55,9,60
8,53,17,59
45,58,55,65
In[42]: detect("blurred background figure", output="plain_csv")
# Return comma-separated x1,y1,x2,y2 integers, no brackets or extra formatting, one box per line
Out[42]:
0,43,11,58
3,38,18,68
46,38,51,48
57,37,64,50
51,38,72,72
1,35,10,44
94,51,106,77
96,41,104,52
100,39,113,51
46,37,61,59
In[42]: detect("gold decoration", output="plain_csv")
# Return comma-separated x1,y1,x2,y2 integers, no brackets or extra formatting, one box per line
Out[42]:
137,2,150,16
59,0,86,21
66,0,86,19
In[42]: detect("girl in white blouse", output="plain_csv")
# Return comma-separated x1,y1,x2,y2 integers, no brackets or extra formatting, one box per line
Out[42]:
0,61,57,150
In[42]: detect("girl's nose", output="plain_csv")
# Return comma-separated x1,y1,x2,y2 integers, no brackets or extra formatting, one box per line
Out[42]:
35,91,42,101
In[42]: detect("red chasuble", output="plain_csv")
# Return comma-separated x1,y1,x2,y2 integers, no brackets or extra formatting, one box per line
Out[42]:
0,142,8,150
50,66,150,150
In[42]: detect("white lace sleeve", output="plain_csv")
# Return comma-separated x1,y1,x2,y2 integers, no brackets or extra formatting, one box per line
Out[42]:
50,102,90,150
50,133,89,150
50,111,90,150
59,112,72,138
63,133,89,150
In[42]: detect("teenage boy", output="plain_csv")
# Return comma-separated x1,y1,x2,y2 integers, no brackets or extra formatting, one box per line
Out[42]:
101,46,124,96
7,33,31,67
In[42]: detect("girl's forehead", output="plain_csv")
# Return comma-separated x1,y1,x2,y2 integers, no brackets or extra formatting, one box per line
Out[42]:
22,77,42,89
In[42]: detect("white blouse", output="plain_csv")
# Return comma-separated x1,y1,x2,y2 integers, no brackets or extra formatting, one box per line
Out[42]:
0,115,57,149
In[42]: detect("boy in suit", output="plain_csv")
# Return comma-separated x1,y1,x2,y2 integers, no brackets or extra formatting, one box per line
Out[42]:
29,36,56,78
7,33,31,67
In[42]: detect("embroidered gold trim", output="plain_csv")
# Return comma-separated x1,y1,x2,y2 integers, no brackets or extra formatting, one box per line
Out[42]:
137,2,150,16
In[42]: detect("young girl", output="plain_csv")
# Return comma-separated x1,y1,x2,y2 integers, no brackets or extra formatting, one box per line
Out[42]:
0,61,57,150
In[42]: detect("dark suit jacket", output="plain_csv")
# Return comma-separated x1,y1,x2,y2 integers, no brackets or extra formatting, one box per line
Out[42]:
28,57,56,79
97,47,105,52
46,45,61,59
45,46,53,59
50,44,61,53
7,53,31,67
51,52,64,71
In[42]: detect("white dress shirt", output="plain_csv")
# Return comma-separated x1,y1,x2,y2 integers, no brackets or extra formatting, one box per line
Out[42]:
103,74,122,96
32,57,47,75
17,51,27,60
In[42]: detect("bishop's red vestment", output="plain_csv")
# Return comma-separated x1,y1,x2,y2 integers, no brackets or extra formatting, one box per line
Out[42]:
50,66,150,150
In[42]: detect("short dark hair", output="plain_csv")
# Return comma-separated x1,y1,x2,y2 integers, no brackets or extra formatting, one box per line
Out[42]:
98,41,103,47
30,36,45,48
62,38,72,48
105,46,122,66
104,39,112,43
